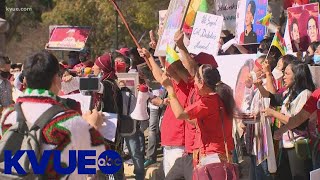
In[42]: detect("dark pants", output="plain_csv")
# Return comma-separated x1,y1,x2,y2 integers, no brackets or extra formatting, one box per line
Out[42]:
276,148,312,180
165,154,193,180
249,155,273,180
125,121,146,180
146,108,160,161
313,138,320,169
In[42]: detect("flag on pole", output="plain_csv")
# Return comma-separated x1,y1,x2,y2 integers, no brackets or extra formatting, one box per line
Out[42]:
271,32,287,55
257,13,272,26
184,0,208,28
166,45,180,66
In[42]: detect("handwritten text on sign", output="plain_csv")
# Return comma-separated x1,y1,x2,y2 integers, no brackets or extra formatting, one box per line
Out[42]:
188,12,223,56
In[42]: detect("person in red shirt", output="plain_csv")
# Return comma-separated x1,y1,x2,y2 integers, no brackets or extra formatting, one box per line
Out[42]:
274,88,320,169
160,63,235,166
138,48,192,176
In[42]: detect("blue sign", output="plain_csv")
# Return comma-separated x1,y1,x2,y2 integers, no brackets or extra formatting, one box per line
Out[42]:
4,150,122,175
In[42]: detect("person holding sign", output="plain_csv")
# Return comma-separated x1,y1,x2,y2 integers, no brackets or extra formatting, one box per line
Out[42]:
240,0,258,44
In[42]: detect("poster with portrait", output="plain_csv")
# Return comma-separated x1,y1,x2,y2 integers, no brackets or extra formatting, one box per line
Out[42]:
154,0,191,56
287,3,319,52
116,73,139,96
216,54,276,167
235,0,268,45
47,26,91,51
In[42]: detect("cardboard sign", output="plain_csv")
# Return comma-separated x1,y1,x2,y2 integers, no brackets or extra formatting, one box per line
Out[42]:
287,3,319,52
215,0,238,34
47,26,91,51
188,12,223,56
154,0,191,56
235,0,268,45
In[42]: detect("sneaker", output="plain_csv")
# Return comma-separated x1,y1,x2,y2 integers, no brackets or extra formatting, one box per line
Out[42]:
144,159,156,168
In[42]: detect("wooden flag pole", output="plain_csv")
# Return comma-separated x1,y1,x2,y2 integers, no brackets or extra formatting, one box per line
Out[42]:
108,0,152,70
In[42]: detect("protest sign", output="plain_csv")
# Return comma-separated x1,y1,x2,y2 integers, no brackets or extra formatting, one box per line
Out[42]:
61,93,91,113
155,0,191,56
216,54,256,110
99,112,118,142
284,19,294,54
311,168,320,180
159,10,168,30
47,26,91,51
61,77,80,95
116,72,140,96
215,0,238,34
235,0,268,45
287,3,319,52
188,12,223,56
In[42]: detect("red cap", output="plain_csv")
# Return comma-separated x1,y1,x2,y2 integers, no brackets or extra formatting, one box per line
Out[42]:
116,48,130,57
139,84,148,92
194,52,218,68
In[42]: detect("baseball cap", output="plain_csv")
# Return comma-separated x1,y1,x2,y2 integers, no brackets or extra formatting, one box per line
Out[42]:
194,52,218,68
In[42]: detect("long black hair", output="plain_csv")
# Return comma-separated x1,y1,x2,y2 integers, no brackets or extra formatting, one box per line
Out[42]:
280,54,298,71
201,65,235,118
286,61,315,110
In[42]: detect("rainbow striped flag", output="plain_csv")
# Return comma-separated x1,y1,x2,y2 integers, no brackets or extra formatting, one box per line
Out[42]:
257,13,272,26
271,31,287,55
166,45,180,65
184,0,208,28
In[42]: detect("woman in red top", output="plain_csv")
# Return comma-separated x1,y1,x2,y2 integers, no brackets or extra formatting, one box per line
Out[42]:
160,64,235,166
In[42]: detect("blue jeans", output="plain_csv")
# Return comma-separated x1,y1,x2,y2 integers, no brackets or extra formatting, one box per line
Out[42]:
125,122,145,180
146,108,160,161
249,155,272,180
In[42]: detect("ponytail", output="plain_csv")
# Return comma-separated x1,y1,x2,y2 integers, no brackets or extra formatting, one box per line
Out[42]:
202,65,235,118
215,82,235,118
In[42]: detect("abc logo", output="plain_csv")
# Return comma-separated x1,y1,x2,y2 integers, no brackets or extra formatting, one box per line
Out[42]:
98,150,123,174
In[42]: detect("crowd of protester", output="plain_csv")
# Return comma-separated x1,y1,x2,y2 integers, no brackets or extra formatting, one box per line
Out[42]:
2,10,320,180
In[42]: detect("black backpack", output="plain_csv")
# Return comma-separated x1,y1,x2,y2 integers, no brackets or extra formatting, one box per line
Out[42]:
119,87,137,137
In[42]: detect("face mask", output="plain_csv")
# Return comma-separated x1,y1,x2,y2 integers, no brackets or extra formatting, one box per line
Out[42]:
0,71,11,79
272,68,283,80
314,55,320,65
257,51,266,58
115,61,126,73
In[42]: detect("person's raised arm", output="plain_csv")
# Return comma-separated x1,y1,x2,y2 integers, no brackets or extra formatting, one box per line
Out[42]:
254,79,271,98
262,62,277,94
138,48,163,83
174,30,198,77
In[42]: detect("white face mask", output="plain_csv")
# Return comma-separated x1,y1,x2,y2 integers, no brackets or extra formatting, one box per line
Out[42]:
272,68,283,80
257,51,266,58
